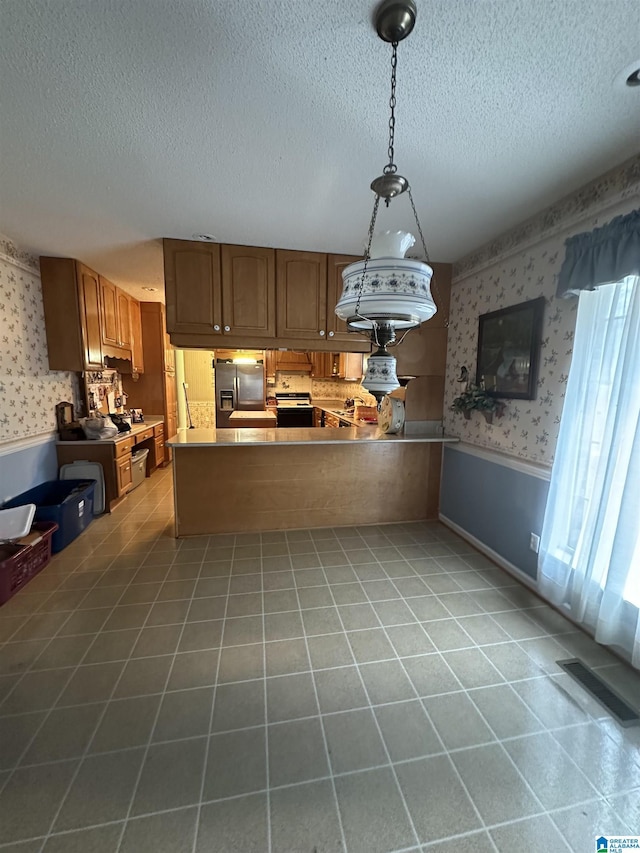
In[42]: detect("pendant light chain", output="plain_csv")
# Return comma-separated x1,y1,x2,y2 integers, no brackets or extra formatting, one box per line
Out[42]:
355,194,381,344
408,186,449,327
384,42,399,176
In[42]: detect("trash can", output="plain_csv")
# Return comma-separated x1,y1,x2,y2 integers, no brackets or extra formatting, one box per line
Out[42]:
3,480,96,554
130,448,149,491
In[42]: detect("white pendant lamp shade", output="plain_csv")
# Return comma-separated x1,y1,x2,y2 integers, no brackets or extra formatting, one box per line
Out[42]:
335,230,436,331
362,351,400,398
336,256,435,331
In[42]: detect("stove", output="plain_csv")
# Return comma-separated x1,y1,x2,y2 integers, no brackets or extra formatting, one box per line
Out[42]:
275,393,314,427
275,393,313,408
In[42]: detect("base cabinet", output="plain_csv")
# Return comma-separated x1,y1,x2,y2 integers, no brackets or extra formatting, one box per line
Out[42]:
116,454,133,496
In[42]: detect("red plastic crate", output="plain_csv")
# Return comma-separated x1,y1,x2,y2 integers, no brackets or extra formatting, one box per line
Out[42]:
0,521,58,605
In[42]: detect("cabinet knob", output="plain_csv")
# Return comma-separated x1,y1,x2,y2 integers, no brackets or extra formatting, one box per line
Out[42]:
214,324,221,332
224,325,231,332
319,330,325,336
328,331,334,337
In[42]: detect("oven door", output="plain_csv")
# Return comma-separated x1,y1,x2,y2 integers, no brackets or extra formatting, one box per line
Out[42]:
276,407,314,428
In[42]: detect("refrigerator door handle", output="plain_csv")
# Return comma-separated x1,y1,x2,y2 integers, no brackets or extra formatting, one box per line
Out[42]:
233,376,238,409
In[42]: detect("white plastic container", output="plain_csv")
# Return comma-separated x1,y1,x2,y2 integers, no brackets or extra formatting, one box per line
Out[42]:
59,461,105,515
130,448,149,491
0,504,36,543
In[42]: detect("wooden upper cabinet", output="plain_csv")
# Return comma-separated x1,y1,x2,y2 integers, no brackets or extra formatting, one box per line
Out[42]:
340,352,364,381
164,238,222,335
130,297,144,374
40,257,104,372
164,330,175,374
310,352,332,378
117,290,132,350
99,277,132,357
326,254,360,344
99,278,119,348
265,349,277,380
221,245,276,338
78,266,105,371
276,250,328,340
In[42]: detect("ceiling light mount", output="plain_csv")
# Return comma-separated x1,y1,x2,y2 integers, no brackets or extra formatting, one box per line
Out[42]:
335,0,444,403
374,0,417,44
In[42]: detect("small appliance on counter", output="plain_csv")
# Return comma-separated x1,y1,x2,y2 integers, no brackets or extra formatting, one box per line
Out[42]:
108,413,132,433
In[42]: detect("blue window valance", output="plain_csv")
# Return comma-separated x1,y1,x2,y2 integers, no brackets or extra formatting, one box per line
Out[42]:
556,208,640,298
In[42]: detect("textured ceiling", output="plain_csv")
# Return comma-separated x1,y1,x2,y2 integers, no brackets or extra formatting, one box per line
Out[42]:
1,0,639,300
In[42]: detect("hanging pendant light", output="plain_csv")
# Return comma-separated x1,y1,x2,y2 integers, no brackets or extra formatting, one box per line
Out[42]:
335,0,444,402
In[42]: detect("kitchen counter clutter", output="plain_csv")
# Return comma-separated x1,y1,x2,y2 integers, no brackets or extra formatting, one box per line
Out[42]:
56,416,168,512
168,427,457,536
57,415,165,446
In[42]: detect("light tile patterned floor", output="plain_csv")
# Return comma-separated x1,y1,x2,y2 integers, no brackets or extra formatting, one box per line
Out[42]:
0,466,638,852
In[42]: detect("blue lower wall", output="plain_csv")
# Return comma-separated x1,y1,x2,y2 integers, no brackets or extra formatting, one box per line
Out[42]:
440,444,550,580
0,438,59,504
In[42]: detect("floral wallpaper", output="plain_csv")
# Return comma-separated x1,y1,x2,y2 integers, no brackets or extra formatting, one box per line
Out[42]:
444,160,639,465
0,236,79,443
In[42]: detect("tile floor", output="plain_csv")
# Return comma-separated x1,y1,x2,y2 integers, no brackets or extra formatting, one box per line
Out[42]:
0,465,639,852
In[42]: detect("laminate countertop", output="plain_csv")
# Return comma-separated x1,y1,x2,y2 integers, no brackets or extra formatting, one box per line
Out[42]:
166,426,458,447
56,416,165,446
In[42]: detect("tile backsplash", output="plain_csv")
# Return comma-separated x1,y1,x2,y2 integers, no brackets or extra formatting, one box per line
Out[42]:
273,373,376,406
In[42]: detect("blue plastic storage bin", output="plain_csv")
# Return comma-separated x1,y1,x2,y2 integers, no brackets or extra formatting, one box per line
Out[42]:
3,480,96,553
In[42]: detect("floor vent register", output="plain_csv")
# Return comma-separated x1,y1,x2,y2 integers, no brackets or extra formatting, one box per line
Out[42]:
557,658,640,727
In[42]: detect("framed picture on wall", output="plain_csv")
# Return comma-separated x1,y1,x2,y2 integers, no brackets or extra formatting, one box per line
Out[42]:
476,297,545,399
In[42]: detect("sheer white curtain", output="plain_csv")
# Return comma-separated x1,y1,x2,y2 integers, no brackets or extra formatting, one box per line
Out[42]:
538,274,640,666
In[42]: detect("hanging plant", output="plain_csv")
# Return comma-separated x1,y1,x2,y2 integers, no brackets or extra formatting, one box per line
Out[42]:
451,384,506,422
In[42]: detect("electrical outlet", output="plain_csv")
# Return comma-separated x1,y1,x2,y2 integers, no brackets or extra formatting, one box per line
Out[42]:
529,532,540,554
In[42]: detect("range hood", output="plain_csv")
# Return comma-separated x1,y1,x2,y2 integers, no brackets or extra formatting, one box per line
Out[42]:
275,351,312,372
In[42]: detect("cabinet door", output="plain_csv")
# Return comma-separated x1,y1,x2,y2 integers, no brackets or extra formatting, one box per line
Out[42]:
130,298,144,373
164,373,177,462
326,254,360,343
153,436,165,469
221,245,276,338
100,278,119,347
116,454,132,496
76,264,104,370
164,239,222,335
164,330,176,374
341,352,364,381
276,250,327,341
310,352,325,378
117,291,132,349
265,349,277,380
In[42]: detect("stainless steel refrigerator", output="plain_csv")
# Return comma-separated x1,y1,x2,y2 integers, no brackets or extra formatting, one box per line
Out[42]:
215,361,266,428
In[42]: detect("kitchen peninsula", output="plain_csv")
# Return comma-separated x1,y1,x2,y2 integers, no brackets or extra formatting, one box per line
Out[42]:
167,427,457,536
